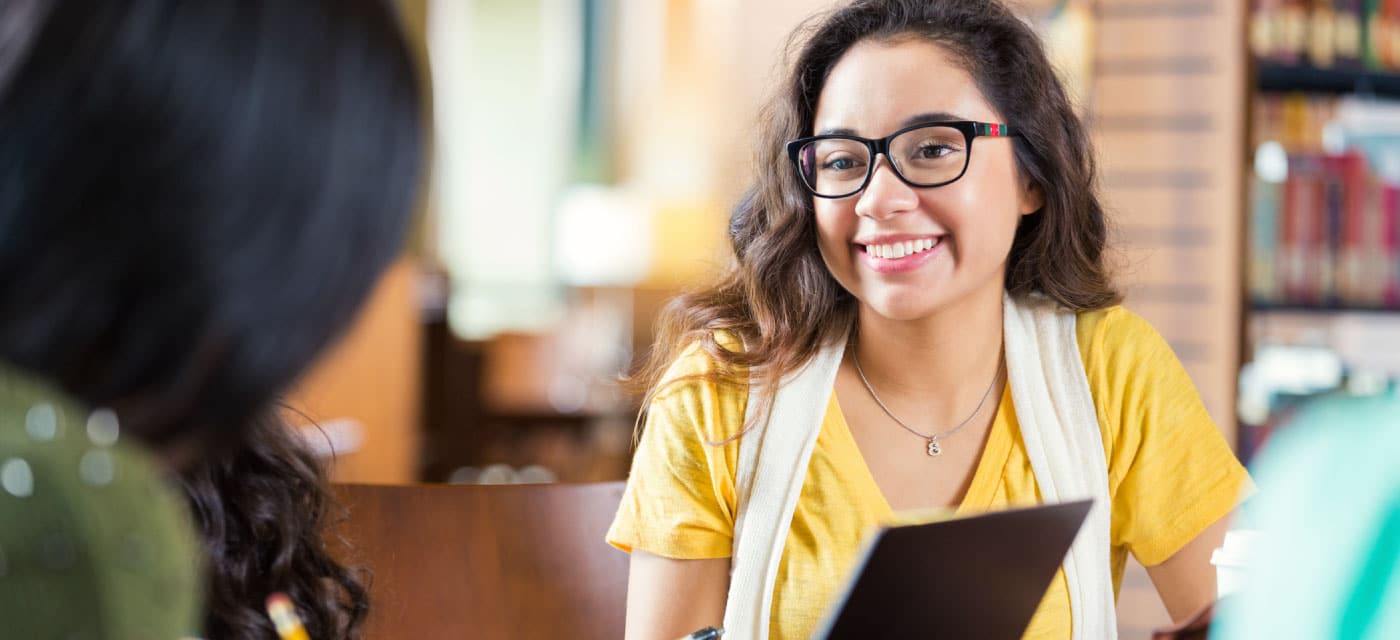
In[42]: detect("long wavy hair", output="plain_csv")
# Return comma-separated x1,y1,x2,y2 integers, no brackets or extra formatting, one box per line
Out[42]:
181,412,368,640
630,0,1118,429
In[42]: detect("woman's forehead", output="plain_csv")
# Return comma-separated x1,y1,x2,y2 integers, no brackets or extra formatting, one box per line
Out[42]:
812,39,999,137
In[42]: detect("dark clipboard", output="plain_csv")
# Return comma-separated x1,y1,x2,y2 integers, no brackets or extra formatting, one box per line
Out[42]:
812,499,1093,640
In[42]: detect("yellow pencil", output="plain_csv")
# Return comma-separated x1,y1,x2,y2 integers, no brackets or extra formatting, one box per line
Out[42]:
265,592,312,640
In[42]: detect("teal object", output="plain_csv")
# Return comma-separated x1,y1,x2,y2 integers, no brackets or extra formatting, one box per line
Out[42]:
0,365,203,639
1214,388,1400,639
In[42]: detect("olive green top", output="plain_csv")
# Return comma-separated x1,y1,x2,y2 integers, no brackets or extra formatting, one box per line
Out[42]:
0,364,203,639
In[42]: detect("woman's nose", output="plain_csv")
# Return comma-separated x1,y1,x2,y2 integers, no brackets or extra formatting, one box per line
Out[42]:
854,155,918,220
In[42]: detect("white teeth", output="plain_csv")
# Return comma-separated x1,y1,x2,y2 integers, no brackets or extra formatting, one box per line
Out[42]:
865,238,939,259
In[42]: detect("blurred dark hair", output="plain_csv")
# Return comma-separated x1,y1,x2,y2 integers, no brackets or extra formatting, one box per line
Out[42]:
0,0,425,451
0,1,425,638
182,412,368,640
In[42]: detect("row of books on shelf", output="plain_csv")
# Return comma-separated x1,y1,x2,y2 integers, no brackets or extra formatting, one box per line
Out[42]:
1252,0,1400,71
1252,93,1340,153
1249,151,1400,308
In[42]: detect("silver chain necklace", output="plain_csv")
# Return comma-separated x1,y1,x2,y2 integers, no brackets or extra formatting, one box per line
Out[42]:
851,348,1001,457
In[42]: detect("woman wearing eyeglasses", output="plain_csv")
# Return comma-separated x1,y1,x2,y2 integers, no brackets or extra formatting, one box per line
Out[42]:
607,1,1251,639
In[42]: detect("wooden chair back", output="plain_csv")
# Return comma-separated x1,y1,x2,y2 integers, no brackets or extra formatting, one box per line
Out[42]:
331,482,629,639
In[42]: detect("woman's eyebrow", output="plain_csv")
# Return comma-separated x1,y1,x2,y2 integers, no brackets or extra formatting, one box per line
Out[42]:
815,111,968,137
899,111,965,127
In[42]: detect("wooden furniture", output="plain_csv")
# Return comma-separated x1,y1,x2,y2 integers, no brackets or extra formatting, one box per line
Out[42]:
330,482,629,639
419,322,620,483
288,258,424,484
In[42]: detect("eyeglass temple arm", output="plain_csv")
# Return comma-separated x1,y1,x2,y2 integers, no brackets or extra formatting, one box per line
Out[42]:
975,122,1021,138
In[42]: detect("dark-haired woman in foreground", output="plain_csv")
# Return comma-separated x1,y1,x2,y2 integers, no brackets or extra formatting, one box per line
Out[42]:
0,0,424,637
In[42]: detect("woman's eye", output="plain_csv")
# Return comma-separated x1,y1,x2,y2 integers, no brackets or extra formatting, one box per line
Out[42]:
822,156,860,171
918,145,953,159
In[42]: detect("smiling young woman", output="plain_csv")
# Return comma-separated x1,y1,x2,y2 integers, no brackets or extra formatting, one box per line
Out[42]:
608,2,1251,639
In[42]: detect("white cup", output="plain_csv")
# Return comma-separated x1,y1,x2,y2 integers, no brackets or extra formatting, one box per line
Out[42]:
1210,529,1262,598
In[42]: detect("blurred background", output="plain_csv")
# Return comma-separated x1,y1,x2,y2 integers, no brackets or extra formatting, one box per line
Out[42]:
279,0,1398,634
293,0,1254,485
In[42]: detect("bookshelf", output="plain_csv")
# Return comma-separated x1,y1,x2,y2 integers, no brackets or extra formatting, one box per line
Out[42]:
1257,62,1400,97
1243,1,1400,457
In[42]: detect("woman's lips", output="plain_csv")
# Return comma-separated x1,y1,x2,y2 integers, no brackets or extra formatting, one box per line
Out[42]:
856,236,944,274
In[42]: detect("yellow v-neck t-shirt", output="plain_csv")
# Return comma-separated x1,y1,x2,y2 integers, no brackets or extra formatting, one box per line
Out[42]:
607,306,1251,639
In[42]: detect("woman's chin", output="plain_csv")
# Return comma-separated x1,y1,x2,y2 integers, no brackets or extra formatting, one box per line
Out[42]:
859,297,946,323
855,282,997,323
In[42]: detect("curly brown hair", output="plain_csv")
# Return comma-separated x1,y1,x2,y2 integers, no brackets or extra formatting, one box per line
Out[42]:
630,0,1118,428
181,412,369,640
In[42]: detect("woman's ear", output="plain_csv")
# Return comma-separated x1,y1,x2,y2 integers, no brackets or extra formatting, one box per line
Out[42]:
1019,177,1044,216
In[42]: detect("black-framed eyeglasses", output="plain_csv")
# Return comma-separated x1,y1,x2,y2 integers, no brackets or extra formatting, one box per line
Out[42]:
786,120,1023,199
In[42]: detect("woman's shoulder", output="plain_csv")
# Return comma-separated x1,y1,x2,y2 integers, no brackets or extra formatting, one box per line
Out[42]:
0,366,203,638
1071,304,1192,420
1071,304,1222,452
655,330,750,395
1074,304,1161,349
647,331,752,443
1072,304,1179,368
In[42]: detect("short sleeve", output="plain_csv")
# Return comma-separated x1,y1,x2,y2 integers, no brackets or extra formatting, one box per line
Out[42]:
606,343,746,560
1079,308,1253,566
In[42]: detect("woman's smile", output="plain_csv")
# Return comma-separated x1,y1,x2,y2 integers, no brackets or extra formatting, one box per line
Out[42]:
855,234,946,274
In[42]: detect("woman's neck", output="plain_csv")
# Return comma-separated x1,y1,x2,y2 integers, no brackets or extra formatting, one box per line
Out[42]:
851,286,1005,410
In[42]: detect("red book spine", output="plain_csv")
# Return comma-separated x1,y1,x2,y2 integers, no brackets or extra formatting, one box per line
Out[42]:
1385,183,1400,307
1284,155,1326,304
1337,153,1366,304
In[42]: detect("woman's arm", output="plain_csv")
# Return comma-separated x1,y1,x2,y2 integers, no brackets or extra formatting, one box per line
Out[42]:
625,551,729,640
1081,310,1250,624
1145,512,1232,623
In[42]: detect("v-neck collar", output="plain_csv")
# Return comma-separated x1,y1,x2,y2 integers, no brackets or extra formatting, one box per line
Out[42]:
827,383,1015,520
